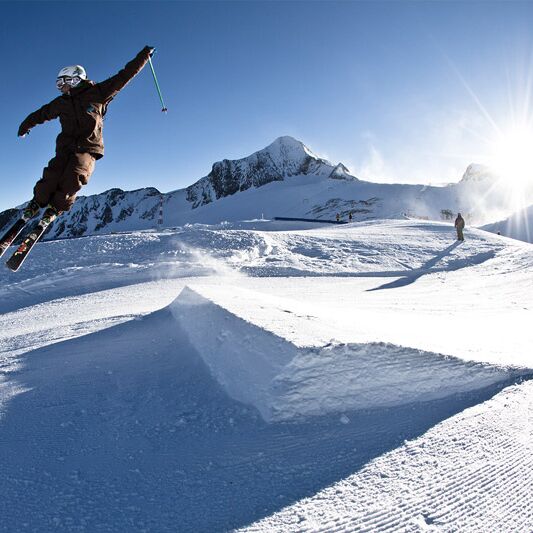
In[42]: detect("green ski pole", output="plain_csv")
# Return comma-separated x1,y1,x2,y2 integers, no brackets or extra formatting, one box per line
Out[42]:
148,55,168,113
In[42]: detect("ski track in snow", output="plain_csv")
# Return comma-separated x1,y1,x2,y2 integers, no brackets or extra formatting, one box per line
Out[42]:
0,219,532,532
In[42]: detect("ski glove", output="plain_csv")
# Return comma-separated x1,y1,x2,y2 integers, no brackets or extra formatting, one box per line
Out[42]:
148,47,156,57
17,127,30,137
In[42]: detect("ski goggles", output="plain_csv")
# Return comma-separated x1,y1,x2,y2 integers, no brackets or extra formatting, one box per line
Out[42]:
56,76,82,89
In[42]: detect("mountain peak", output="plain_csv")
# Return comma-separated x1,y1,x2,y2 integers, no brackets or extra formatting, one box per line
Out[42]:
270,135,303,148
460,163,496,184
261,136,329,166
186,136,347,208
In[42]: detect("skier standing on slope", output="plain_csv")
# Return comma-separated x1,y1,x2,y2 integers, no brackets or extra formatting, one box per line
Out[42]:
455,212,465,241
17,45,155,218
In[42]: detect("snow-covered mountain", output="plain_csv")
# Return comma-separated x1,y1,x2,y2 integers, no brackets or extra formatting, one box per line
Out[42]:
482,204,533,243
186,136,354,208
459,163,496,183
2,136,531,241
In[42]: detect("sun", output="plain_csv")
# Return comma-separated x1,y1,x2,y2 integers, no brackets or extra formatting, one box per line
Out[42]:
488,124,533,188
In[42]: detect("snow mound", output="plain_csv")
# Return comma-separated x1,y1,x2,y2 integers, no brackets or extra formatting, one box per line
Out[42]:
172,285,517,422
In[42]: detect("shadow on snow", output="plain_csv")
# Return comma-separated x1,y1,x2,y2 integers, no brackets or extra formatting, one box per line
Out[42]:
0,306,521,532
366,243,500,291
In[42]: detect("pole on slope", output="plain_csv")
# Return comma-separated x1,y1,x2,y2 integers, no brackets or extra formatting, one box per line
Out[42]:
148,55,168,113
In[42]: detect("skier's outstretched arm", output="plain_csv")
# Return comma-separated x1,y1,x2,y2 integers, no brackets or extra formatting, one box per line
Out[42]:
18,100,60,137
97,46,154,102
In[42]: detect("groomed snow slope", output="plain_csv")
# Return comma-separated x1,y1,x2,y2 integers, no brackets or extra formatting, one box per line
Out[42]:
0,219,532,531
239,379,533,532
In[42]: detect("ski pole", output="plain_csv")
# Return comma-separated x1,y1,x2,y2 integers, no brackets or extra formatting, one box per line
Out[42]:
148,55,168,113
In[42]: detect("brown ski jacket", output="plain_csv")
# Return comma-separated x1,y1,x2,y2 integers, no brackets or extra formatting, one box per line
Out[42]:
18,46,152,159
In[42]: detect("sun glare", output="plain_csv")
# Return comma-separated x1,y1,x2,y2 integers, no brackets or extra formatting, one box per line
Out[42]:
489,124,533,187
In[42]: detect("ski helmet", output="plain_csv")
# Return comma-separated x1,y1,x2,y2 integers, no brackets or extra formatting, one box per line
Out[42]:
56,65,87,88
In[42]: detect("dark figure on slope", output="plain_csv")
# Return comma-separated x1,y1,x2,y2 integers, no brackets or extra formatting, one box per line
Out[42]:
455,213,465,241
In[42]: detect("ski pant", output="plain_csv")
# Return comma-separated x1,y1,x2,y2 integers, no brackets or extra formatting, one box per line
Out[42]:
456,227,464,240
33,152,96,212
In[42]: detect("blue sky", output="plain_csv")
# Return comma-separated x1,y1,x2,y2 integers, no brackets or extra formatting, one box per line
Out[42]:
2,0,533,211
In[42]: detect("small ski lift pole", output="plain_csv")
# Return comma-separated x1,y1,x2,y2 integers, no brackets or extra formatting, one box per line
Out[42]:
148,55,168,113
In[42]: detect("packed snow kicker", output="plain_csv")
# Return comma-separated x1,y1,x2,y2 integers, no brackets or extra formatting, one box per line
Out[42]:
0,212,532,531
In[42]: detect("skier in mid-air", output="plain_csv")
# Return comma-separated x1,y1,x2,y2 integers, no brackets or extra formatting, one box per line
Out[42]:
20,45,155,215
1,45,156,270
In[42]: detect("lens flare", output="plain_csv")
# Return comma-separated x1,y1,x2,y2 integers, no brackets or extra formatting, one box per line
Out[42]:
483,122,533,215
489,124,533,187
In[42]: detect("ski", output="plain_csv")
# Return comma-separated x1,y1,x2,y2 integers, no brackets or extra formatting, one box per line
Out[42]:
5,207,59,272
0,218,29,259
0,200,42,259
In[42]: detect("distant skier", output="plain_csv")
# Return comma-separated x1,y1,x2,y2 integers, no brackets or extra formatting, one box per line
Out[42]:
455,213,465,241
17,45,155,218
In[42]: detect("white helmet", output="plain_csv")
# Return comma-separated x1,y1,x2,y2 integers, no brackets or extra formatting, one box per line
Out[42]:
58,65,87,79
56,65,87,88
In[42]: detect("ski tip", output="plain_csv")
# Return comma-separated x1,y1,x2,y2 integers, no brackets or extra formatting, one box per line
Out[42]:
5,261,21,272
5,251,26,272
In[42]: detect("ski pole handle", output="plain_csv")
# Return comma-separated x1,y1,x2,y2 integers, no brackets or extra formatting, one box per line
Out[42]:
148,56,168,113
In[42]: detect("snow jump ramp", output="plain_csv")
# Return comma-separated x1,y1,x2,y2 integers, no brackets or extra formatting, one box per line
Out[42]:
171,285,519,422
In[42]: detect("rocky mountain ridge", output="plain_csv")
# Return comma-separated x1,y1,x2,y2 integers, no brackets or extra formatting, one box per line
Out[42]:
186,136,355,208
1,135,531,242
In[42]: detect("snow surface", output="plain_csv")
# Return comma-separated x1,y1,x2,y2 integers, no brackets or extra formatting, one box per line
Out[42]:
0,218,532,531
482,203,533,244
172,284,520,422
239,380,533,532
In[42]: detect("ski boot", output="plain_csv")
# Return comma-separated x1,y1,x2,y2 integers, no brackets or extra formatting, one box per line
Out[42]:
22,199,42,221
42,205,63,225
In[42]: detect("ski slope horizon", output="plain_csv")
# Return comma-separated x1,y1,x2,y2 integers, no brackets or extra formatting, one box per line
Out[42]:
3,135,533,245
1,217,532,531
